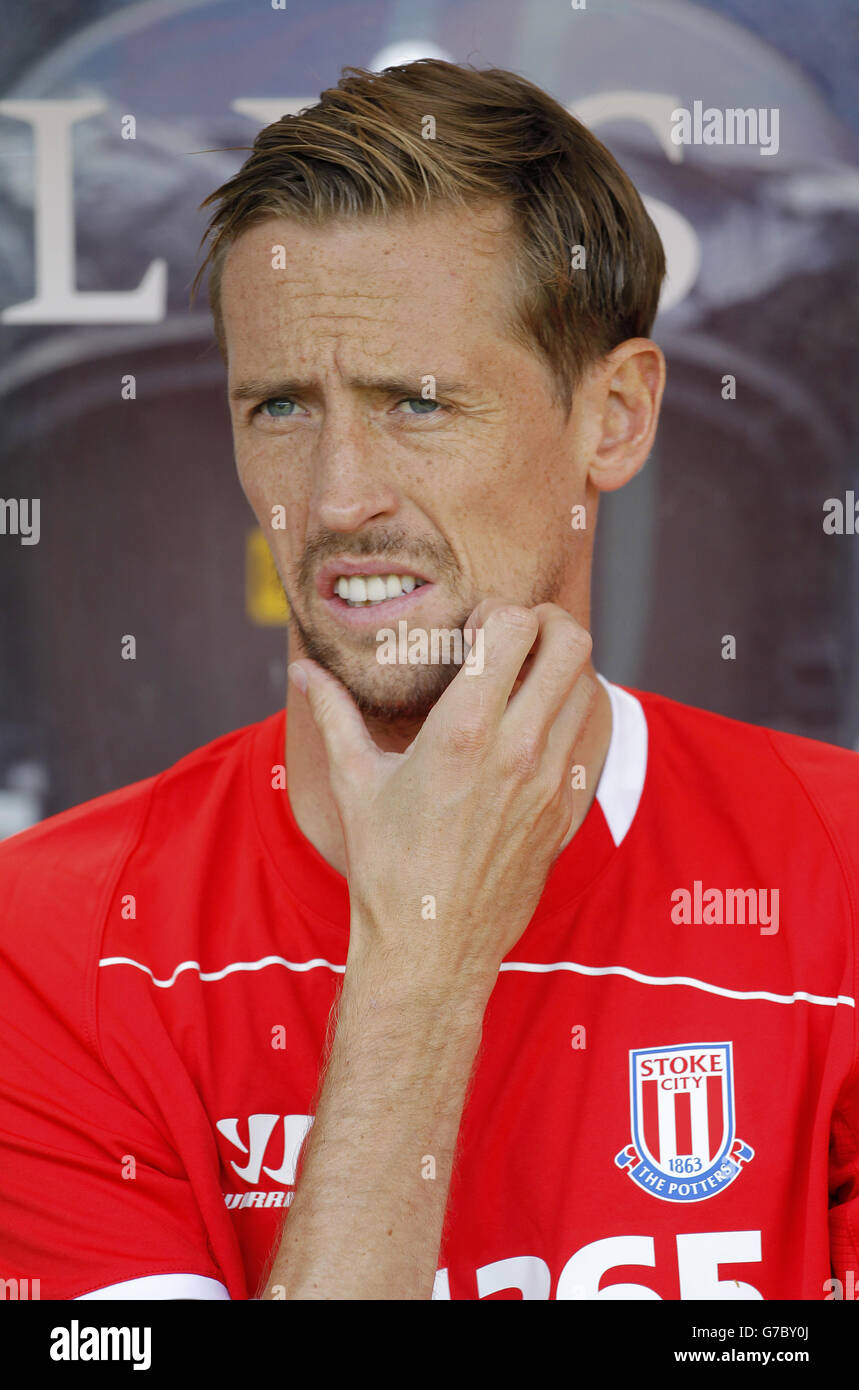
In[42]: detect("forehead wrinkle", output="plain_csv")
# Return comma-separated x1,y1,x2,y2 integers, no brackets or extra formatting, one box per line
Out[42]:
263,298,409,338
274,284,399,305
222,210,534,391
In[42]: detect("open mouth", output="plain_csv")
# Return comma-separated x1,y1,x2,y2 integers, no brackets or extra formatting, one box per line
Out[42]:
334,573,430,608
315,560,437,625
325,578,435,626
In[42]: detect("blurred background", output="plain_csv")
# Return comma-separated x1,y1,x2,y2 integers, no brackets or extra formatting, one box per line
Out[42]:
0,0,857,834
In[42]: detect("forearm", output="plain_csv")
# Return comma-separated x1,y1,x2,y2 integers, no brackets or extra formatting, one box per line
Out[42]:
259,952,492,1300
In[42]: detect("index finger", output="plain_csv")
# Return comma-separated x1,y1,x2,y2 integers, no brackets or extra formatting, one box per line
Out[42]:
421,599,540,744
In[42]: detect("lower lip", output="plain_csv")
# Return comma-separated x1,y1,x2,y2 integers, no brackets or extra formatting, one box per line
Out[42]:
324,583,435,626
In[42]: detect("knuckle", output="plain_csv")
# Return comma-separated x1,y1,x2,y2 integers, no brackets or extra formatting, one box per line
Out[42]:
501,734,542,781
556,620,592,665
491,605,539,633
444,717,489,758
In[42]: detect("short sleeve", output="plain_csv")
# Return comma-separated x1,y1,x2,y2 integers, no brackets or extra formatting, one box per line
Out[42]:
0,801,228,1300
772,731,859,1295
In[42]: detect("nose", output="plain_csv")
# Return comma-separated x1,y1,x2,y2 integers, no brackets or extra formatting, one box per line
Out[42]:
310,406,400,534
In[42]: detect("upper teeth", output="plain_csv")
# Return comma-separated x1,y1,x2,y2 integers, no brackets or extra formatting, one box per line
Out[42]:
335,574,427,605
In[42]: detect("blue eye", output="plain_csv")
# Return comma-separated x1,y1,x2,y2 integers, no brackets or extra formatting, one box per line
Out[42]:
254,395,446,421
260,399,296,417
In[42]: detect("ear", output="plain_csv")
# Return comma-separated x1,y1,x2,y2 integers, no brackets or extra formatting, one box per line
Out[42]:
587,339,665,494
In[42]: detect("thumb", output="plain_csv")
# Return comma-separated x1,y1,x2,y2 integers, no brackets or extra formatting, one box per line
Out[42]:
288,659,376,782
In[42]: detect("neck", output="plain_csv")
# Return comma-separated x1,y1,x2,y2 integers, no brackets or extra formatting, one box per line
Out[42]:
285,664,613,877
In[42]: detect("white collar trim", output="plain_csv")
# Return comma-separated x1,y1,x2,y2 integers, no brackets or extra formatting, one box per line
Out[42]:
594,673,648,848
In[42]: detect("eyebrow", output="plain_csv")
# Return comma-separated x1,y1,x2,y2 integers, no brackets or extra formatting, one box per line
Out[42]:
230,374,469,403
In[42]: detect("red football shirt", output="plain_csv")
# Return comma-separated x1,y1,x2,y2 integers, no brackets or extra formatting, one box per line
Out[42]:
0,678,856,1300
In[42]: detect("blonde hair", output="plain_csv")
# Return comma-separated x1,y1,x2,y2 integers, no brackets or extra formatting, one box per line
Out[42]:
192,59,665,411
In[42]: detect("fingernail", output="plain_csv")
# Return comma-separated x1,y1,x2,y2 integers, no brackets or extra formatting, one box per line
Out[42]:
287,663,308,694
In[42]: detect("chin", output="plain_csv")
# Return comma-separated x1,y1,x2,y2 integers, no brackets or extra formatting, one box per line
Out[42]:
341,662,459,724
290,609,465,724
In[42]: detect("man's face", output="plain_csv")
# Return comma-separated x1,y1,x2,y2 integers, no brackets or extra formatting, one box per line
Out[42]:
221,203,598,723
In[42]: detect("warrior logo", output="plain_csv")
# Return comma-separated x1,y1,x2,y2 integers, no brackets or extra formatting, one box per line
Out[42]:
216,1113,314,1186
615,1042,754,1203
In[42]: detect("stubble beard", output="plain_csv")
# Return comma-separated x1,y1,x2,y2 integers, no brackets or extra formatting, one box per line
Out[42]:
289,604,472,725
286,543,570,731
